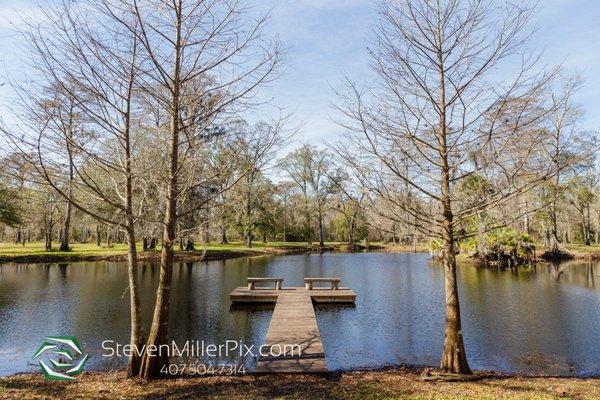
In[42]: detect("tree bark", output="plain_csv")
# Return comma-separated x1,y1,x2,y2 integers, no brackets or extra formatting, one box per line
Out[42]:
439,213,471,374
44,228,52,251
185,238,195,251
139,8,182,378
60,122,74,252
317,210,324,246
220,225,228,244
59,200,72,251
583,205,591,246
437,40,471,374
548,201,560,251
126,226,143,377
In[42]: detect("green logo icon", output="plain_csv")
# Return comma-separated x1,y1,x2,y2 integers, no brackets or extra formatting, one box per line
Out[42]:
32,336,89,381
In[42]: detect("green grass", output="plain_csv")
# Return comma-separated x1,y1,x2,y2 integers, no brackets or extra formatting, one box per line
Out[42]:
0,240,349,259
562,243,600,254
0,242,131,257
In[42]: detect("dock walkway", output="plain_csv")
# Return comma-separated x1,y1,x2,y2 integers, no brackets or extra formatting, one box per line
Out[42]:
229,279,356,373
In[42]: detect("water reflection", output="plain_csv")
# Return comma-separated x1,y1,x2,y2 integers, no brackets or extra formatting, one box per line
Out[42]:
0,254,598,377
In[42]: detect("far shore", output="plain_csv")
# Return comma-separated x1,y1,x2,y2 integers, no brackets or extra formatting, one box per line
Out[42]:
1,366,599,399
0,241,384,264
0,241,599,264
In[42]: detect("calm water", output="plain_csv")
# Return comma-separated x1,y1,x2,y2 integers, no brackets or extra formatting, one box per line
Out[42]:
0,253,599,377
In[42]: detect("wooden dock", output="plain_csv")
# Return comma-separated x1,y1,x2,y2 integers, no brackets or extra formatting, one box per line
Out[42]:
229,278,356,373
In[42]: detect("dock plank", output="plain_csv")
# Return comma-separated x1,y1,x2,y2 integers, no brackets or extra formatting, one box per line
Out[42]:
255,290,327,373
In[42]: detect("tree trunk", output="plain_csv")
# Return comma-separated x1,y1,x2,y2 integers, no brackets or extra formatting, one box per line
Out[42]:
139,17,182,378
583,206,591,246
245,232,252,248
305,199,312,245
439,218,471,374
44,228,52,251
203,209,210,244
139,151,178,379
438,48,471,374
548,201,560,251
476,212,486,260
59,162,73,252
220,225,228,244
317,211,324,246
282,203,287,243
185,238,195,251
126,226,144,377
142,236,149,251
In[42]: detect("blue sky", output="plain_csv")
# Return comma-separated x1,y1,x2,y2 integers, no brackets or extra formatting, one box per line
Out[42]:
1,0,598,144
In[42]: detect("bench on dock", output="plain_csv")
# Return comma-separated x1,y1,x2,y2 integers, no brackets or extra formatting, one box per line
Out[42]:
247,277,283,290
304,277,341,290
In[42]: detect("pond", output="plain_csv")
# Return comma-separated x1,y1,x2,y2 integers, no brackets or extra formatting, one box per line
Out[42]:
0,252,599,377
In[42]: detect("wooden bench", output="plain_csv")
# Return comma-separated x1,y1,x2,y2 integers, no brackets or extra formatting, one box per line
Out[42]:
247,277,283,290
304,277,341,290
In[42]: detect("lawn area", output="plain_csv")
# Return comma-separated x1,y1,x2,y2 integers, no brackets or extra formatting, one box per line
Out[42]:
0,241,353,263
0,242,131,257
562,243,600,254
0,241,340,255
1,369,598,400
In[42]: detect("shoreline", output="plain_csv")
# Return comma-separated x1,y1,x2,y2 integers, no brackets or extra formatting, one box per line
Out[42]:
0,244,333,264
0,248,296,264
2,366,599,399
0,242,599,264
0,242,390,264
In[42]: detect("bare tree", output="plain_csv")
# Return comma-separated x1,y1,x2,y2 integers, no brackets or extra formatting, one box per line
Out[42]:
543,76,593,253
281,145,338,246
334,0,566,374
3,0,153,376
93,0,281,379
274,181,297,243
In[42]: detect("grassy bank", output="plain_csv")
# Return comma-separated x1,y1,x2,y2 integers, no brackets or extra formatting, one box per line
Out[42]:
1,368,598,399
0,241,361,264
2,241,598,264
